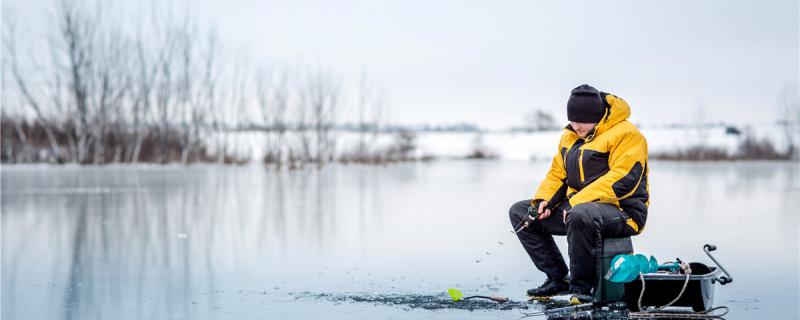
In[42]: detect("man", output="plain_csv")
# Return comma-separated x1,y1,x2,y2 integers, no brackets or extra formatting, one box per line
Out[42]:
509,84,649,304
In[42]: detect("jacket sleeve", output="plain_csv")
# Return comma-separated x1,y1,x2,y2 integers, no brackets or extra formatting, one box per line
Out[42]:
533,134,568,207
568,128,647,207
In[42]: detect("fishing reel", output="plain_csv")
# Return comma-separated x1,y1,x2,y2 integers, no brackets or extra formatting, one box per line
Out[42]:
513,204,540,233
526,204,540,221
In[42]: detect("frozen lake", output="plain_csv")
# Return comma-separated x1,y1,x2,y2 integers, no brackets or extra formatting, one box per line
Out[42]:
2,160,798,319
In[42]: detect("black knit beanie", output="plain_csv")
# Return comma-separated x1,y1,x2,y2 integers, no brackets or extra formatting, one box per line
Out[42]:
567,84,605,123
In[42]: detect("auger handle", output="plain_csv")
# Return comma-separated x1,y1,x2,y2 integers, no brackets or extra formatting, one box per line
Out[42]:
704,244,733,285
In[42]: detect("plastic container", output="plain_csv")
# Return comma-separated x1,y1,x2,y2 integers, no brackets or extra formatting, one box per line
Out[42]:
623,262,721,311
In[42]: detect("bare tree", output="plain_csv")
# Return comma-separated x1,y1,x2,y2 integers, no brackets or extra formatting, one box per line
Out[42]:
90,8,134,164
778,82,800,159
185,30,220,164
256,67,291,166
129,28,158,163
212,54,252,164
340,71,389,163
3,0,383,166
154,26,179,163
2,16,63,161
54,0,100,163
299,67,341,167
173,18,198,164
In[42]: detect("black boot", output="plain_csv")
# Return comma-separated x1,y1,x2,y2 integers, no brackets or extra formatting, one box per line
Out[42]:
526,278,569,297
567,287,594,305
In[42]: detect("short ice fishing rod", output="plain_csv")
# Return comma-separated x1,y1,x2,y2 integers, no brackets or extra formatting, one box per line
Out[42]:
448,288,510,303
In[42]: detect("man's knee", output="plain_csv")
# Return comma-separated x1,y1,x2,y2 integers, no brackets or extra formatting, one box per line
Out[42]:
566,203,597,229
509,199,530,223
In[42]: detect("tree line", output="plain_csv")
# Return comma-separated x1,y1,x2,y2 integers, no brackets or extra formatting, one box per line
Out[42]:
1,0,403,167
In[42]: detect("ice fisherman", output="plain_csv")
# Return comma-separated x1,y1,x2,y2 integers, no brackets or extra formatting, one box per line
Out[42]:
509,84,649,304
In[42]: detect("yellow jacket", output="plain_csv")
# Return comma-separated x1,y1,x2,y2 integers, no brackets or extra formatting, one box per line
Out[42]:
533,93,649,232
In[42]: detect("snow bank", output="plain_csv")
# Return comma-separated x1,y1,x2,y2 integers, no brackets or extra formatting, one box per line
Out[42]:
197,123,796,163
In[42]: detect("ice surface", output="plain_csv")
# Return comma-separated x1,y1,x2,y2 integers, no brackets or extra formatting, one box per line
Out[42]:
1,161,797,319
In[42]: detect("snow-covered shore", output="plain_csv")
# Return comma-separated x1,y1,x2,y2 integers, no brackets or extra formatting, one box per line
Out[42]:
2,123,793,166
217,123,795,162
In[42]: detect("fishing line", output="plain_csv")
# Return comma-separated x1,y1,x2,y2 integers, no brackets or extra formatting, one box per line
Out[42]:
447,217,532,304
474,217,530,263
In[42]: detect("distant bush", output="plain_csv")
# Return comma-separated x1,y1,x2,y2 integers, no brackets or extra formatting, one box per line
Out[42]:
736,134,788,160
650,145,732,161
651,131,792,161
465,149,498,160
386,130,418,161
1,116,247,164
465,132,498,160
337,130,422,165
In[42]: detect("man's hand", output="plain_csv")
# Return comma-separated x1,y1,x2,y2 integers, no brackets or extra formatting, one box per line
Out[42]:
536,200,552,220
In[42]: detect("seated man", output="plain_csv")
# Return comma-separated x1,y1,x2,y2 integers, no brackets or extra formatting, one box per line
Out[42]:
509,84,649,304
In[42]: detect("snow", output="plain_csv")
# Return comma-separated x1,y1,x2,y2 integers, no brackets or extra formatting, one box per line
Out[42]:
3,123,790,167
211,123,794,162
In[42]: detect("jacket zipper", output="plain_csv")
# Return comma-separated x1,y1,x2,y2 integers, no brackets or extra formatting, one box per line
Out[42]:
578,148,585,183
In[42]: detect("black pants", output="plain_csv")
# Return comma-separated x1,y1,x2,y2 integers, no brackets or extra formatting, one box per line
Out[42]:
508,199,637,292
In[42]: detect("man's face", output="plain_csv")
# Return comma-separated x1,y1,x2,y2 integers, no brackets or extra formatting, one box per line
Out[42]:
570,122,597,138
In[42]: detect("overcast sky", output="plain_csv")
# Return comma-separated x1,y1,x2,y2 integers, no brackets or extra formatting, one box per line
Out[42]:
6,0,799,129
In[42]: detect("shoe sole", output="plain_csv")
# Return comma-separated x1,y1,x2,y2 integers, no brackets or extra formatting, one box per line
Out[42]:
526,289,571,301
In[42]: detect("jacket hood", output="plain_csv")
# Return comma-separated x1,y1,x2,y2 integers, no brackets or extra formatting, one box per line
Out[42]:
594,93,631,136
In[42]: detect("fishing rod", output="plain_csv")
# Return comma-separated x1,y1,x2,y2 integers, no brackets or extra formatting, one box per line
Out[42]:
447,288,509,303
